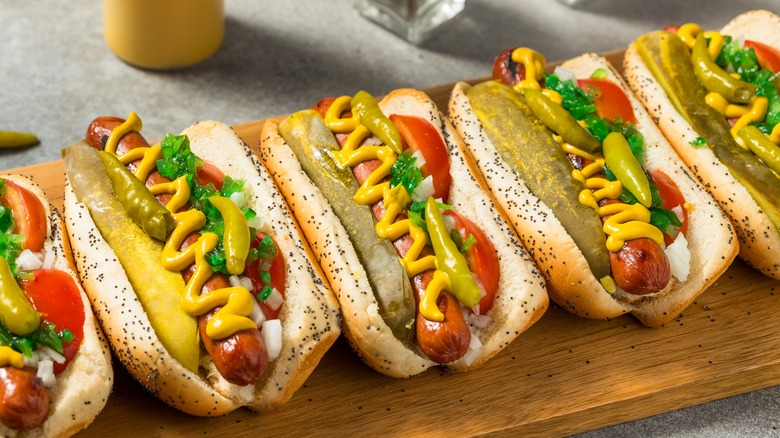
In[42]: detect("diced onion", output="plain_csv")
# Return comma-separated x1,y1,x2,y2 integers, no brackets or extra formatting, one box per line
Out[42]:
468,312,492,330
554,66,577,83
671,205,685,223
16,250,43,271
411,150,427,168
363,136,383,146
36,360,56,387
264,288,284,311
411,175,435,203
665,232,691,282
247,214,264,229
443,213,457,233
250,300,266,327
463,332,483,366
240,276,254,292
41,346,66,364
41,247,55,269
229,191,246,208
229,275,241,287
261,319,283,361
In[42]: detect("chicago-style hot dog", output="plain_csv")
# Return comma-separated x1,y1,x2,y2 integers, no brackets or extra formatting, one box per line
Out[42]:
0,175,112,437
623,9,780,279
260,88,548,377
61,115,340,415
449,49,737,326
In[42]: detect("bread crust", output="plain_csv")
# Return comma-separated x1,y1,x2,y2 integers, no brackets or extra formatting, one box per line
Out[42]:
1,175,113,438
623,9,780,280
259,89,547,377
62,121,340,415
449,53,738,326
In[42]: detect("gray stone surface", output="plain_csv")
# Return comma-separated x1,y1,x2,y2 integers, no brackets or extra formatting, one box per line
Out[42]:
2,0,780,435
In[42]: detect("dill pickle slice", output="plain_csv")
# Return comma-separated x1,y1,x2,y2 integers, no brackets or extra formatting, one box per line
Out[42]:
466,81,611,281
62,141,199,373
637,31,780,228
279,110,415,341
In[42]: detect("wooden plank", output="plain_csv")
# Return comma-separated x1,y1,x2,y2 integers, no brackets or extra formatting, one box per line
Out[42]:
3,49,779,436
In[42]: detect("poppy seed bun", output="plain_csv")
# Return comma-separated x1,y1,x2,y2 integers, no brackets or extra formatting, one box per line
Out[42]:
62,120,340,415
259,88,547,377
623,9,780,280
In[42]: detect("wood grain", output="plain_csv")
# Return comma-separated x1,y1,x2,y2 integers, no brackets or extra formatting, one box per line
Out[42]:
3,50,780,437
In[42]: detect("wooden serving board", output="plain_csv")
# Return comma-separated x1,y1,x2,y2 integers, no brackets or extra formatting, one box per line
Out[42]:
4,51,780,437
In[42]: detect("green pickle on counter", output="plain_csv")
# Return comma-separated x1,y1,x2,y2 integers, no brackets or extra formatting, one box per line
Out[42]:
278,110,415,341
466,80,611,281
636,30,780,228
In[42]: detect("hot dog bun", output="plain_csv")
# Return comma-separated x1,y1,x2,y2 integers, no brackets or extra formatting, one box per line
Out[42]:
449,53,737,326
0,175,112,438
259,88,548,378
623,10,780,280
62,121,341,415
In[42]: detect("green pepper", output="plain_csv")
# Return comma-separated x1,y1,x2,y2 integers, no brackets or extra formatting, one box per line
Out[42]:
209,196,250,275
350,90,403,155
692,33,755,104
98,151,172,242
737,126,780,175
0,131,39,148
424,197,481,308
603,132,652,207
0,256,40,336
524,88,601,154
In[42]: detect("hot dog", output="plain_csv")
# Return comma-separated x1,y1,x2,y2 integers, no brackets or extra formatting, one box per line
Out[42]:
0,175,112,436
448,48,738,326
60,116,341,414
259,88,548,377
623,9,780,280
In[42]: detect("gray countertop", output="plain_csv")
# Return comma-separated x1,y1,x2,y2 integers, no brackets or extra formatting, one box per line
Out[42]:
3,0,780,435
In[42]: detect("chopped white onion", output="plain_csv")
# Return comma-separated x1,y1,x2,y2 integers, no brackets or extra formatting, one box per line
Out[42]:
411,149,427,168
468,312,493,330
229,191,246,208
250,300,266,327
411,175,435,203
229,275,241,287
443,213,457,233
363,136,383,146
240,276,254,292
41,346,66,364
16,250,43,271
36,360,56,387
554,66,577,83
671,205,685,223
462,332,483,366
263,288,284,311
261,319,283,361
665,232,691,282
247,214,264,230
41,247,55,269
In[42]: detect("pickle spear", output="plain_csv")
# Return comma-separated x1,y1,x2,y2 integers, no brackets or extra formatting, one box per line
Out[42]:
278,110,415,341
62,141,199,373
466,81,611,281
637,31,780,228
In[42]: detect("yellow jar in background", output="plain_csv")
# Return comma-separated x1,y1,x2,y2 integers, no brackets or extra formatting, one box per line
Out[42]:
103,0,224,70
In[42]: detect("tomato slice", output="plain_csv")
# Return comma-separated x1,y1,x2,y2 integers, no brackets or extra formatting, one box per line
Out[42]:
0,178,47,252
389,114,452,202
663,25,681,34
650,170,688,246
246,234,286,320
443,211,499,313
745,40,780,74
577,78,637,124
21,269,85,375
195,161,225,191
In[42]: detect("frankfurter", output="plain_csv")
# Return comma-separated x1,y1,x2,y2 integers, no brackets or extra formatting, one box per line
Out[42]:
449,48,738,326
0,175,112,437
623,9,780,280
60,115,340,415
259,88,548,377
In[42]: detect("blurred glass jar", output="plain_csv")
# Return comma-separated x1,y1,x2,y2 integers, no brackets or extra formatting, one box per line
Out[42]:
103,0,224,70
354,0,465,44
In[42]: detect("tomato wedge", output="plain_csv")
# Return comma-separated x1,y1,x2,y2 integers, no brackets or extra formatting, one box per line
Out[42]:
22,269,85,375
745,40,780,73
443,211,499,313
246,234,286,320
389,114,452,202
650,170,688,246
0,178,47,252
577,78,637,124
196,161,225,190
